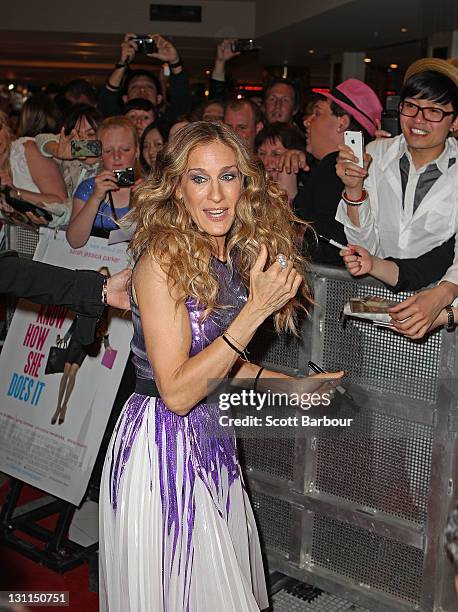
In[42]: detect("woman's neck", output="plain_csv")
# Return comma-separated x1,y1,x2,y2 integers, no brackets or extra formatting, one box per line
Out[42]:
109,187,131,207
213,236,226,262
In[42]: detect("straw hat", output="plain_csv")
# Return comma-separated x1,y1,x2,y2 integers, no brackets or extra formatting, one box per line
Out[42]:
404,57,458,86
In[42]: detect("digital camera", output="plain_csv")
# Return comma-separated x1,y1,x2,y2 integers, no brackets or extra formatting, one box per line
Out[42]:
113,167,135,187
231,39,260,53
133,36,157,55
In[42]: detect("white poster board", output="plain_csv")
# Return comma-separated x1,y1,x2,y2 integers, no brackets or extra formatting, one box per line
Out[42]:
0,229,132,505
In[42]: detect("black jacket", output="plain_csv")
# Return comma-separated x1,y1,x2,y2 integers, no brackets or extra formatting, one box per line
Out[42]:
98,71,192,131
0,251,105,344
387,236,455,292
294,151,347,266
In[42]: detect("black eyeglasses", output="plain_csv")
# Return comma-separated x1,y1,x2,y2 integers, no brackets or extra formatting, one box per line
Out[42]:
399,100,455,123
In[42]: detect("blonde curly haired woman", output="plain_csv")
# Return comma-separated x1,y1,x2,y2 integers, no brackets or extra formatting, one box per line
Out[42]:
99,121,341,612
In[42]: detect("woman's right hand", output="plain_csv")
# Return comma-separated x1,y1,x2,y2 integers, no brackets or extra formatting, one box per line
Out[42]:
335,144,371,198
93,170,119,200
339,244,373,276
248,244,302,318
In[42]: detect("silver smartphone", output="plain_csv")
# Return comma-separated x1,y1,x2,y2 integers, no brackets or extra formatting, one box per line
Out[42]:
344,130,364,168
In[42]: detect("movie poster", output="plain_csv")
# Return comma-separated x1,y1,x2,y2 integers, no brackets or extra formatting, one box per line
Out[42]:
0,229,132,505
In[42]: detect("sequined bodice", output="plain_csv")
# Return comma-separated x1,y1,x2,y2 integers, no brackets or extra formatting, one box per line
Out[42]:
130,258,247,380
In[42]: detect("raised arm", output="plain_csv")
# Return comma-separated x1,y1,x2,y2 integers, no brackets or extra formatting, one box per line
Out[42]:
67,171,118,248
98,33,137,117
334,144,381,255
148,34,192,126
17,140,67,204
208,39,239,99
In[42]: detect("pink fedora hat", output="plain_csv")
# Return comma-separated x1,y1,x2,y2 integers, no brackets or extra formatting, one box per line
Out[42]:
321,78,383,136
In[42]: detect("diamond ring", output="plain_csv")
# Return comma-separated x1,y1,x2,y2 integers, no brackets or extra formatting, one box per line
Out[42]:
276,253,288,269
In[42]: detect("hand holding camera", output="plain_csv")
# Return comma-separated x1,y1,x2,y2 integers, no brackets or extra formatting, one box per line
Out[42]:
335,144,371,195
147,34,180,64
230,39,260,53
216,39,240,64
119,33,138,67
93,170,120,200
119,33,180,71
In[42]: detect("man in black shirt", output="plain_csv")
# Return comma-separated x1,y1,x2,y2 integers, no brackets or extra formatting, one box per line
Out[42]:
98,33,191,132
294,79,382,265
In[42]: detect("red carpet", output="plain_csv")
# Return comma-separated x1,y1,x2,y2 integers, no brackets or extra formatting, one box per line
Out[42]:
0,479,98,612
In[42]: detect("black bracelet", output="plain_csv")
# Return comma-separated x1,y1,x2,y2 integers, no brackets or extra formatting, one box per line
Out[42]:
168,58,183,69
253,366,264,392
106,79,122,91
222,334,249,361
445,305,455,331
115,62,128,69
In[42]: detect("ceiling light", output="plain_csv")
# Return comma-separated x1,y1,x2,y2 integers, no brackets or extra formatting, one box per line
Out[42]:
308,49,315,55
8,83,14,90
205,69,210,75
400,27,408,33
237,94,243,99
390,63,398,69
204,89,209,97
363,57,372,64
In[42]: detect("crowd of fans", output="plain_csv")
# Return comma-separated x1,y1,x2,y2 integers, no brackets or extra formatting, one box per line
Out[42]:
0,32,457,593
0,34,457,337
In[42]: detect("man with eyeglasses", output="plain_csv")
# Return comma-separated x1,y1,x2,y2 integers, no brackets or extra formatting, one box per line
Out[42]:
336,58,458,339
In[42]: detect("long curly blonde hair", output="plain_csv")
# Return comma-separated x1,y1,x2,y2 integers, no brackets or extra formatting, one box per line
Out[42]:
128,121,313,334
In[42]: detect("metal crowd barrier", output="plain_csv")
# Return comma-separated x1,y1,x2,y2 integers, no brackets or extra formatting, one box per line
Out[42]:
3,224,40,258
245,264,458,612
1,228,456,609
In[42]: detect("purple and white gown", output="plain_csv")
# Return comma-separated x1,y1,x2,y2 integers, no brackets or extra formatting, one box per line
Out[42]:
99,259,269,611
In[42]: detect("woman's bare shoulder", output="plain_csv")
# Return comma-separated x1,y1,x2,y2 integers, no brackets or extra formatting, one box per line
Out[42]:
132,251,184,304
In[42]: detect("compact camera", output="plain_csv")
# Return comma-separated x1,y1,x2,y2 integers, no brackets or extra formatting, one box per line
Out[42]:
113,167,135,187
71,139,102,158
231,39,260,53
133,36,157,55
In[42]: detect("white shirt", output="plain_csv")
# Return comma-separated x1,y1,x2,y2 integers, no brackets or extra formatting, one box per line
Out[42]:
10,137,40,192
335,135,458,284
